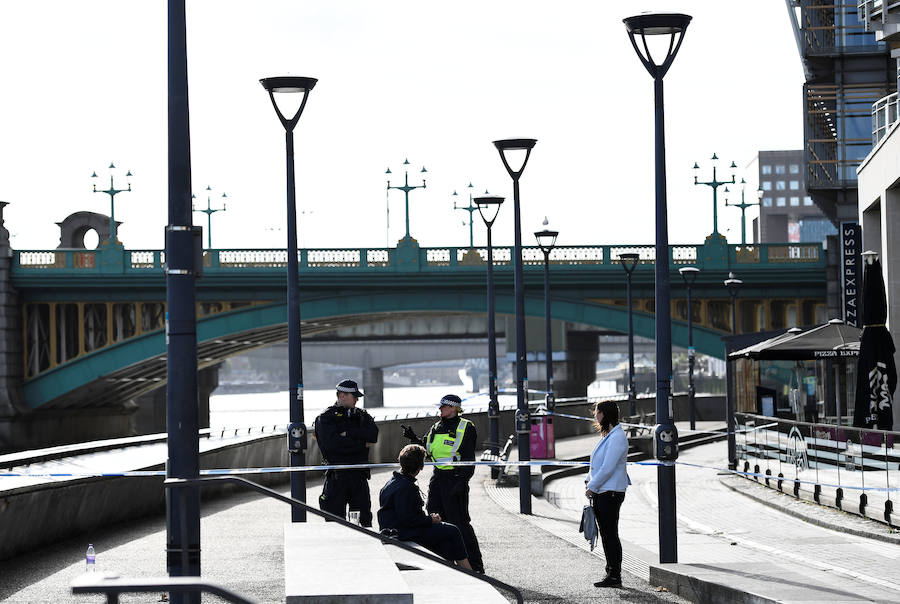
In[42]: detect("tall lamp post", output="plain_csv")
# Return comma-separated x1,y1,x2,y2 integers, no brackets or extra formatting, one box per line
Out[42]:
725,179,762,246
493,137,537,515
624,11,691,564
475,195,504,476
92,163,132,244
693,154,736,237
724,272,742,471
386,159,427,242
679,266,700,430
260,75,317,522
535,224,559,410
192,185,227,249
166,0,202,595
618,253,640,416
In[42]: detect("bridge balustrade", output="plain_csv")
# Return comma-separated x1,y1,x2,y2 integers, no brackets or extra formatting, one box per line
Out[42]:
13,242,826,273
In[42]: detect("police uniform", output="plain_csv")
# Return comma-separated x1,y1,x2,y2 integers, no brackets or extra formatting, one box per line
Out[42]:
313,380,379,526
422,396,485,573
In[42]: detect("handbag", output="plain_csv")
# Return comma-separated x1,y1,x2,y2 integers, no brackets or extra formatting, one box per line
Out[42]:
579,503,598,551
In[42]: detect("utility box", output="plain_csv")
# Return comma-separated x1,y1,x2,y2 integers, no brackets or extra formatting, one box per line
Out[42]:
530,416,555,459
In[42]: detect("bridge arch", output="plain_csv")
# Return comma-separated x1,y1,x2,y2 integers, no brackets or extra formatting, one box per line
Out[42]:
24,290,727,410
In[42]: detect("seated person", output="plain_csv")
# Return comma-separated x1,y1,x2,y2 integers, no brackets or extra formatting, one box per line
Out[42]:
378,444,472,570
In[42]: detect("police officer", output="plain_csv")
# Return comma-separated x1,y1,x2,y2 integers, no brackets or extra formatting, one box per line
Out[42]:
313,379,379,526
402,393,484,573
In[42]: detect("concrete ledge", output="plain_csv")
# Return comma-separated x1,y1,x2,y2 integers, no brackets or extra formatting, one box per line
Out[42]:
284,522,412,604
650,563,777,604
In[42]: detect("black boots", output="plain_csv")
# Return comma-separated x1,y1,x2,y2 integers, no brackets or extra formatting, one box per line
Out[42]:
593,575,623,588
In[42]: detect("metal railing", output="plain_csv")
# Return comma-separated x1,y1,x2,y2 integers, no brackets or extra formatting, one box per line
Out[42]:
165,475,524,603
13,242,827,274
735,413,899,525
872,91,898,145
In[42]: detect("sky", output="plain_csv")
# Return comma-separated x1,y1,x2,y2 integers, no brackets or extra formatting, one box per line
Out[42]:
0,1,804,252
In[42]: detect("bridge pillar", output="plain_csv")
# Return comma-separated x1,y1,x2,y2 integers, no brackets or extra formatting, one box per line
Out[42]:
525,330,599,399
131,364,218,435
0,203,24,421
362,367,384,408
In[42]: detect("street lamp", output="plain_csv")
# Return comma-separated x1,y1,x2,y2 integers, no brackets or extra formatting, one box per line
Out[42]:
679,266,700,430
192,185,227,249
92,163,132,244
725,179,762,246
260,75,317,522
493,137,537,515
475,195,504,476
693,154,736,237
624,10,691,565
386,159,427,243
618,253,640,416
535,222,559,411
724,271,742,470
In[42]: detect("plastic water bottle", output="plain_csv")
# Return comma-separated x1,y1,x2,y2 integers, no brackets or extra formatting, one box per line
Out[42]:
85,544,96,572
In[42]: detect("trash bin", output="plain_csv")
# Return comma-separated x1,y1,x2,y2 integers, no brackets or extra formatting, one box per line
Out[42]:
530,416,555,459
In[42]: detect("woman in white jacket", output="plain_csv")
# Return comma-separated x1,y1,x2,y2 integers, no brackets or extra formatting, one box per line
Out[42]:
584,400,630,588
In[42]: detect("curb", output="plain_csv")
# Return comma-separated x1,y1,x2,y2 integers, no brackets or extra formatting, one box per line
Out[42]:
649,564,777,604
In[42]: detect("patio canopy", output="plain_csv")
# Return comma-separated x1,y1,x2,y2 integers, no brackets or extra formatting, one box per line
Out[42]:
729,319,861,361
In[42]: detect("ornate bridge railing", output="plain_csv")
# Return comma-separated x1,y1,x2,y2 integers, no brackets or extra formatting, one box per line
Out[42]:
13,242,825,274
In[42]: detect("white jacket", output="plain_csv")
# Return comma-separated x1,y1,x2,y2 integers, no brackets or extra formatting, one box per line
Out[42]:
585,424,631,493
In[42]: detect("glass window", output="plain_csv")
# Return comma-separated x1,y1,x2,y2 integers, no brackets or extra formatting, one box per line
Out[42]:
762,165,772,175
790,196,800,206
762,181,772,191
789,164,800,174
776,197,786,207
804,196,814,206
775,165,786,174
790,180,800,190
776,181,786,190
763,198,772,207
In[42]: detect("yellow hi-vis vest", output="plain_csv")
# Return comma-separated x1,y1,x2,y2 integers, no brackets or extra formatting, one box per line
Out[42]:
426,417,472,470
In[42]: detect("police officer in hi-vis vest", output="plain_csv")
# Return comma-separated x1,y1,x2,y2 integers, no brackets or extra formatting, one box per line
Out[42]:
402,393,484,573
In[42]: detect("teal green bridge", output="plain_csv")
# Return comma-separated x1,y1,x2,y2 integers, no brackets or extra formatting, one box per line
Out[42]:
8,235,826,418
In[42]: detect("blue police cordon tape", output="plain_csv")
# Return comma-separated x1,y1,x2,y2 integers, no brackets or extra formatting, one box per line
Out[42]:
4,457,899,492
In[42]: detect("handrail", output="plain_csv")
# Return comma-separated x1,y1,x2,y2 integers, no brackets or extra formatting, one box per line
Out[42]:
165,475,525,604
72,573,254,604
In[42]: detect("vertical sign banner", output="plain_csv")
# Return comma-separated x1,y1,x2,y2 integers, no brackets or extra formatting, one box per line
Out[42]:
841,221,861,327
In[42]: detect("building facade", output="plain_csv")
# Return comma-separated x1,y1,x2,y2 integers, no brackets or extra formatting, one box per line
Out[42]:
856,0,900,429
756,149,836,243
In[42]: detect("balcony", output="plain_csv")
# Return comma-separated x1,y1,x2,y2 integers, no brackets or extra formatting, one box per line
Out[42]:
872,91,898,144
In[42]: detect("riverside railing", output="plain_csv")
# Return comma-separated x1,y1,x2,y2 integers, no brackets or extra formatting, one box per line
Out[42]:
735,412,899,526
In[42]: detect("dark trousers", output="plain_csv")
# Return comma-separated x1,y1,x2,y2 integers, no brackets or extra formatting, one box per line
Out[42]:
591,491,625,578
407,522,468,562
319,471,372,527
426,472,483,572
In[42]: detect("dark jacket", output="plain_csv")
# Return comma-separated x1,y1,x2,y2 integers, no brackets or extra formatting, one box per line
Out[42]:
424,415,476,481
378,471,432,540
313,404,379,466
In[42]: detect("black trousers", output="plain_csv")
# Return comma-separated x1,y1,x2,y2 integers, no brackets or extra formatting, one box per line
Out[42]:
591,491,625,578
406,522,468,562
426,472,484,572
319,470,372,527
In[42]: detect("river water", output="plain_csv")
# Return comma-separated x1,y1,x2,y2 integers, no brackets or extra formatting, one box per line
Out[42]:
208,385,520,432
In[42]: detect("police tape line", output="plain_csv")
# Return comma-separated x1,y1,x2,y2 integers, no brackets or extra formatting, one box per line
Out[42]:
538,410,752,437
3,457,898,494
0,458,662,479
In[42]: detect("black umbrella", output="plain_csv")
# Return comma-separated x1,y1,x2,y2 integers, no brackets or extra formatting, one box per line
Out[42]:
853,258,897,430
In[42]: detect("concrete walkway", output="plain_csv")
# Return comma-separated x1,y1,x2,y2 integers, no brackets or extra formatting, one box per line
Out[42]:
2,423,899,602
